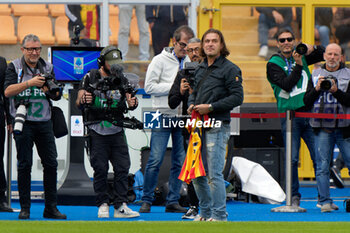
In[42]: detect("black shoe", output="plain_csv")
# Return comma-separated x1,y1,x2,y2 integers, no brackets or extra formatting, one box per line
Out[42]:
18,209,30,219
139,202,151,213
0,202,13,212
165,203,187,213
43,207,67,219
182,206,199,219
330,167,344,189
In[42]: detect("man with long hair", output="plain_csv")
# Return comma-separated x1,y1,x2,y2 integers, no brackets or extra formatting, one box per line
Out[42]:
187,28,244,221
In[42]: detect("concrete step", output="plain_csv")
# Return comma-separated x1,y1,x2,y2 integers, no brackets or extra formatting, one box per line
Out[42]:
221,5,253,17
244,94,276,103
243,77,273,95
222,16,258,31
227,43,260,56
223,30,258,43
228,55,265,62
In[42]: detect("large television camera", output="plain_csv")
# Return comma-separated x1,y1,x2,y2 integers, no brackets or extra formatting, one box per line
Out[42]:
83,64,143,130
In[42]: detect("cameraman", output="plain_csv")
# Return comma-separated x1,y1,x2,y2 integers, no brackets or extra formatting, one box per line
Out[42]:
76,45,139,218
304,43,350,212
4,34,65,219
266,28,324,207
168,37,201,219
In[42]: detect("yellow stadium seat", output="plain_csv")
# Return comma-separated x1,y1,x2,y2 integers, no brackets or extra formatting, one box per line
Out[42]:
109,15,119,45
55,16,70,45
12,4,48,16
129,15,139,45
48,4,65,17
109,4,119,16
17,16,55,45
0,15,17,44
0,4,11,15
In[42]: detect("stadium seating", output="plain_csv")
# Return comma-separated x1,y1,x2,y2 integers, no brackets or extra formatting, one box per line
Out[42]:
109,15,119,45
0,15,17,44
55,16,70,45
48,4,66,17
0,4,11,15
11,4,49,16
17,16,55,45
109,4,119,16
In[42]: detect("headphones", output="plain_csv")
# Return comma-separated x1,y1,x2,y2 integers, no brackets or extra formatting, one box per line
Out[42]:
97,45,123,67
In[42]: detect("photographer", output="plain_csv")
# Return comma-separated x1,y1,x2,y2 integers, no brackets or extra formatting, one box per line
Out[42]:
304,43,350,213
76,45,139,218
168,37,201,219
266,28,324,208
4,34,65,219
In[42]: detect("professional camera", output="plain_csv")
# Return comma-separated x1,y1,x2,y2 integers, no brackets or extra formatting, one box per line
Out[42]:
40,73,62,94
295,43,308,55
13,99,29,134
183,62,199,88
71,25,81,45
83,64,143,130
320,75,337,91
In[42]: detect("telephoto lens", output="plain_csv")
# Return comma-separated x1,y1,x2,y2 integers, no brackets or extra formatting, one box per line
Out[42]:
13,104,27,134
295,43,308,55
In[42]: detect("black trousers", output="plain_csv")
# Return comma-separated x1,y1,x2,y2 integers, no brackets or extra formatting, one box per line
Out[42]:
14,121,58,209
89,130,130,209
151,19,187,56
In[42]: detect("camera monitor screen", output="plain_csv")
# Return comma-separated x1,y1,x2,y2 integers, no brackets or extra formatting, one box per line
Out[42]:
49,46,103,82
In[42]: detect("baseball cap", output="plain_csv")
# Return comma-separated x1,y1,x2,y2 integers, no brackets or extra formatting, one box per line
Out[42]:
101,45,123,66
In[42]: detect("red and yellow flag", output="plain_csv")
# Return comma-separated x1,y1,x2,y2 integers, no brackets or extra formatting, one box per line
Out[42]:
178,111,207,184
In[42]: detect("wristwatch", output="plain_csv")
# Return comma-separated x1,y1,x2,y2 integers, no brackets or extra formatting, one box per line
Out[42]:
208,104,213,112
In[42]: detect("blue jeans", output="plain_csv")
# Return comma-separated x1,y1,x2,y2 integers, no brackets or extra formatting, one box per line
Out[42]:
315,25,330,47
315,129,350,205
280,117,316,198
193,123,230,221
142,127,185,205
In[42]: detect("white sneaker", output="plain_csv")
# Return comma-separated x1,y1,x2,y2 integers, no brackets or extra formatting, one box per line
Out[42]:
98,203,110,218
258,45,268,58
114,203,140,218
193,215,207,221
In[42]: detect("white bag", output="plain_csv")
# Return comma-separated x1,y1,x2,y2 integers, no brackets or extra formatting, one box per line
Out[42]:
232,156,286,203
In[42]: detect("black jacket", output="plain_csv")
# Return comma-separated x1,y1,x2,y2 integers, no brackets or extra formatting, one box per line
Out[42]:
188,56,243,123
0,57,10,125
168,70,190,115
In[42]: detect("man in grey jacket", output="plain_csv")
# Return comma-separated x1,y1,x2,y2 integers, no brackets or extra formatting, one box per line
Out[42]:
139,25,194,213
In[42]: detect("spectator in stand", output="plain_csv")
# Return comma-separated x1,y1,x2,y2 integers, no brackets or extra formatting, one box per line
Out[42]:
65,4,100,47
118,4,150,61
146,5,188,56
256,7,293,58
296,7,333,47
333,7,350,59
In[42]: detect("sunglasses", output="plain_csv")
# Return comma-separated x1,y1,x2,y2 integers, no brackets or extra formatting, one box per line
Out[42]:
278,37,294,43
177,42,187,49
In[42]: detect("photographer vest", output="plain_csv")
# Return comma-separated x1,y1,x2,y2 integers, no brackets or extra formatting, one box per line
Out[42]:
268,55,311,113
83,69,124,135
310,68,350,128
10,57,52,121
